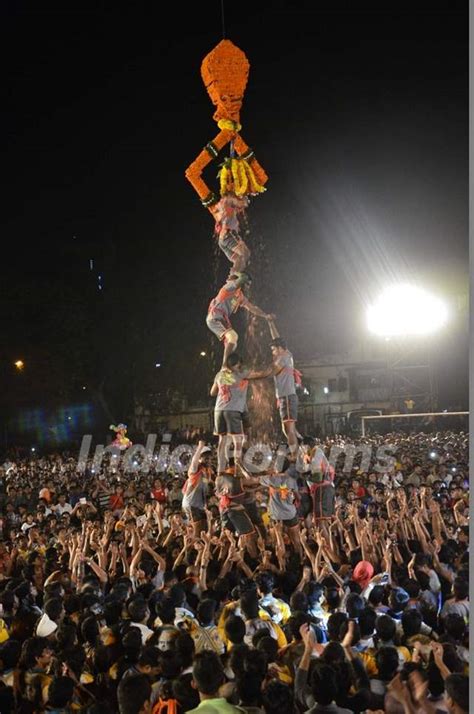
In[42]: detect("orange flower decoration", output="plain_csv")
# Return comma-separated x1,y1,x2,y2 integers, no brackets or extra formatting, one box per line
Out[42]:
201,39,249,124
185,39,268,208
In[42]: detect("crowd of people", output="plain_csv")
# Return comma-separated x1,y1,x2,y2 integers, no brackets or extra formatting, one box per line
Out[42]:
0,428,468,713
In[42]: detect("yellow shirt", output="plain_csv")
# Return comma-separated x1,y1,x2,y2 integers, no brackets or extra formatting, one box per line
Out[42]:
218,603,287,650
0,618,9,644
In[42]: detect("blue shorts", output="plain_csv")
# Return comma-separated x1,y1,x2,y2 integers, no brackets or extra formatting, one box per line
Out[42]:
277,394,298,423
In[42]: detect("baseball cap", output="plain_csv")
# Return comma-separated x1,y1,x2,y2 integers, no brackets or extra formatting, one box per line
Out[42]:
353,560,374,590
200,446,212,454
390,587,409,608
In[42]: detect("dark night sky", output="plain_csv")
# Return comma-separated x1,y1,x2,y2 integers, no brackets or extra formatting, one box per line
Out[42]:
1,1,468,420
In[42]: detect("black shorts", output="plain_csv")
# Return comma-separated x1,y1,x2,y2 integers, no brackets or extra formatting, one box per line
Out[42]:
273,516,299,528
244,501,263,527
214,410,244,435
297,494,312,518
221,508,254,536
277,394,298,423
189,507,206,523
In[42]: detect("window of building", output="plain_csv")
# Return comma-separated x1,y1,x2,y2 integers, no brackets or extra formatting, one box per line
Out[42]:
338,377,348,392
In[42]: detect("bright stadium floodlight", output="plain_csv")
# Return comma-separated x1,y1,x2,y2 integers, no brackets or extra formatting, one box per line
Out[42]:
367,285,448,337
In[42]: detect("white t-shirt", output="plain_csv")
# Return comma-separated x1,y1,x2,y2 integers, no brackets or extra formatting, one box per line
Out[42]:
21,522,36,532
54,503,73,515
131,621,153,645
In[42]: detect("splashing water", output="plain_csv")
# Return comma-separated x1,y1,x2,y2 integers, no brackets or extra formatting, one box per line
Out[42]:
207,203,280,443
243,216,279,443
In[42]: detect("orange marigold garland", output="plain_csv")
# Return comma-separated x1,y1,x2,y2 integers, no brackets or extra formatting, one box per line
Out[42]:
218,157,265,197
185,39,268,209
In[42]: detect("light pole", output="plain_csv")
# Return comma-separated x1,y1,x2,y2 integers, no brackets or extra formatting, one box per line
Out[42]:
367,284,449,428
323,386,330,435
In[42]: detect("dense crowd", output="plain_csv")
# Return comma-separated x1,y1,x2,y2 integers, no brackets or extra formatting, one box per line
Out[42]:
0,429,468,714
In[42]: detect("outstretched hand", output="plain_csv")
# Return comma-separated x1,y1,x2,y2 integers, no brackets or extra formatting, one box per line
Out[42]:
299,623,317,650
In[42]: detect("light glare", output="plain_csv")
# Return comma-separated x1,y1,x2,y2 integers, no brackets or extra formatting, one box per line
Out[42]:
367,285,447,337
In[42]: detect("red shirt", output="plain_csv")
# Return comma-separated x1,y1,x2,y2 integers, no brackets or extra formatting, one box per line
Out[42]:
151,488,167,503
110,493,124,510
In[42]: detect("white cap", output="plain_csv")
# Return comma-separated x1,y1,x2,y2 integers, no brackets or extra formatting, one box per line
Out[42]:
200,446,212,454
36,613,57,638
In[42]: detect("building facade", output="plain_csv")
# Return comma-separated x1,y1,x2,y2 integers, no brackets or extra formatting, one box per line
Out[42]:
135,340,436,437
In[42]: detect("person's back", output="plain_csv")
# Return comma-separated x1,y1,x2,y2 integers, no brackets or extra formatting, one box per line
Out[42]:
240,591,277,647
305,661,352,714
117,673,152,714
234,649,267,714
369,646,399,702
45,675,74,714
191,599,225,655
187,651,242,714
445,673,468,714
441,579,469,621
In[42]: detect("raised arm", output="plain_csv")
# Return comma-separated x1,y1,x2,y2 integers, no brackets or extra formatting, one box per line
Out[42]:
142,541,166,572
247,367,273,380
188,440,207,477
239,462,262,486
267,319,280,340
130,545,144,579
84,556,108,585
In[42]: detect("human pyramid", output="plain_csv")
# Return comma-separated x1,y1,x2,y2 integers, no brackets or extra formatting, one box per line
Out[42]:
185,39,301,471
184,40,307,551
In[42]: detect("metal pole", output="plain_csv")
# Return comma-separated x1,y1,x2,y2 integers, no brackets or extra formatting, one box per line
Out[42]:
363,411,468,421
361,417,365,437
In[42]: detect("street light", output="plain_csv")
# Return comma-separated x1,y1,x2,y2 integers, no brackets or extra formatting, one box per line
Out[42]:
367,285,448,337
200,351,207,357
14,360,24,371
